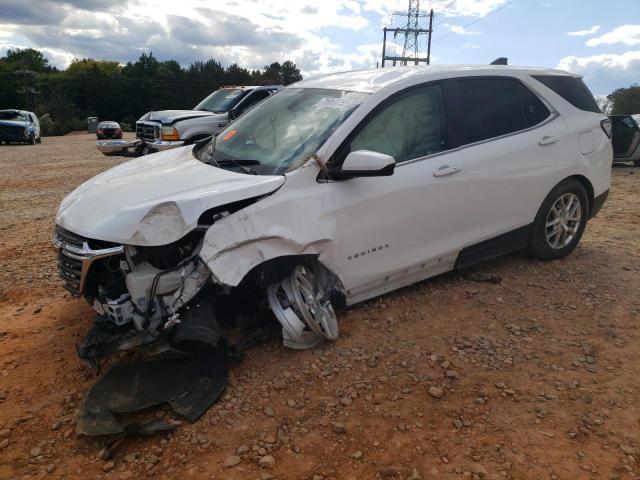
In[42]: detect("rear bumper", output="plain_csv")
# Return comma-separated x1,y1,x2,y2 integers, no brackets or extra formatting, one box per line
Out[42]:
590,189,609,219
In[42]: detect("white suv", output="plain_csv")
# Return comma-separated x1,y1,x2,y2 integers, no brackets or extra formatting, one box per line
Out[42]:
54,65,612,353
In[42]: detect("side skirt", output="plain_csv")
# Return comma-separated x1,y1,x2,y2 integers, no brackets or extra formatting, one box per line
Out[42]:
454,225,531,271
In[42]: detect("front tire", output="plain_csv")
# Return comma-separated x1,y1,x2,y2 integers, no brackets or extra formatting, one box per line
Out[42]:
527,179,588,260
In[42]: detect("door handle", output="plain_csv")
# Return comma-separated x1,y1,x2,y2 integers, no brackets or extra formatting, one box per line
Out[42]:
539,135,559,146
433,165,461,177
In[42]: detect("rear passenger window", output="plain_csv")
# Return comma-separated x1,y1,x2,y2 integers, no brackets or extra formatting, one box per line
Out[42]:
532,75,600,113
458,78,524,143
349,83,449,163
519,83,550,127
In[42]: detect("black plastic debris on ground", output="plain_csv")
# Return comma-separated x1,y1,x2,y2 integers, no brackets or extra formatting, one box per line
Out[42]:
76,300,229,437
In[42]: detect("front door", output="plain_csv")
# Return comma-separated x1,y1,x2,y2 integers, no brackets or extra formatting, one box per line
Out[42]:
327,83,467,304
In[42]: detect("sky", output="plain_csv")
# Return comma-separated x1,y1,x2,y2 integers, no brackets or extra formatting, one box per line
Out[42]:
0,0,638,95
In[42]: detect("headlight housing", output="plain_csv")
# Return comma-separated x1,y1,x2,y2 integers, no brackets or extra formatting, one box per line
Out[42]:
161,126,179,141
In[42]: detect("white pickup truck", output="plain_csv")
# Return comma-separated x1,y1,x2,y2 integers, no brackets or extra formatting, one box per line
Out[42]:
97,85,281,155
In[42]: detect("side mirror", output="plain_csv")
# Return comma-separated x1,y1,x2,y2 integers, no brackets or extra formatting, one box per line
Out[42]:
228,107,238,121
331,150,395,178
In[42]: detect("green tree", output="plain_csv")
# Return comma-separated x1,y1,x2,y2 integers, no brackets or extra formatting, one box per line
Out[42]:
608,84,640,115
280,60,302,85
2,48,52,72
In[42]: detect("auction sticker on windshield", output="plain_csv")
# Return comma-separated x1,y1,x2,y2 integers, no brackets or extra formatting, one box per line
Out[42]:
223,130,237,141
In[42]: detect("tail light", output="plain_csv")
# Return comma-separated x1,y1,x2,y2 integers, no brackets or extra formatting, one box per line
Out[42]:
600,118,612,138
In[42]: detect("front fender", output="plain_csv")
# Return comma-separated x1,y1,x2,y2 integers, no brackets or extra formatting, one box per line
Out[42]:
198,165,340,287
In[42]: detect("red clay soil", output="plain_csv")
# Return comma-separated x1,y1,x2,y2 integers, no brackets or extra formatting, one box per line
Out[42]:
0,134,638,480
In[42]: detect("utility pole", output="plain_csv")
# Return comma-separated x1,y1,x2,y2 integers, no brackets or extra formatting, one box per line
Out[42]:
381,2,433,67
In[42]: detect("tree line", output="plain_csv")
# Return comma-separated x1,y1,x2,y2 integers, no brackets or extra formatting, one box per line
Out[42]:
0,48,303,136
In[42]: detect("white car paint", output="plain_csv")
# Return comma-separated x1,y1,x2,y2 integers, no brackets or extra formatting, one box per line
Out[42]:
55,64,612,339
56,146,285,245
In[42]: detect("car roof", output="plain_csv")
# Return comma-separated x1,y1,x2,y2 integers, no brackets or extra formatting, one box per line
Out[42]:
220,85,282,90
0,109,35,115
293,65,579,93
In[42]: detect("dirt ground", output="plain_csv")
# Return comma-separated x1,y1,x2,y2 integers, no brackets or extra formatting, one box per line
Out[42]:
0,133,639,480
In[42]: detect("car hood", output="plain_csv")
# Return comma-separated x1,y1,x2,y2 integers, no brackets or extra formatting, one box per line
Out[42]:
145,110,220,124
56,146,285,246
0,120,29,128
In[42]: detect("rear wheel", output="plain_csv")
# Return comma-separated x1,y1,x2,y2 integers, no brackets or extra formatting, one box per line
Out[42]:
527,179,588,260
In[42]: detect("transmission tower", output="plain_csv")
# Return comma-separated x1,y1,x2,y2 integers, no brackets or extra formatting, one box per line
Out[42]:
381,0,433,67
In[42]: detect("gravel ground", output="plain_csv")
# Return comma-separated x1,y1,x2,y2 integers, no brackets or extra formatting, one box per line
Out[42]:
0,134,639,480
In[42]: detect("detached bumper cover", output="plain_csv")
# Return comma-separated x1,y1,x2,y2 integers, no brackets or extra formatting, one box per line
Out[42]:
96,139,184,155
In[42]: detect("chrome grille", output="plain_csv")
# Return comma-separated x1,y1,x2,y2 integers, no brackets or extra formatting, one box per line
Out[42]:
136,121,159,141
53,226,124,297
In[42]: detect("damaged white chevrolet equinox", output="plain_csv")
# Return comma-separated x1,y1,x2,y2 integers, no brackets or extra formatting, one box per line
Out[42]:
54,66,612,355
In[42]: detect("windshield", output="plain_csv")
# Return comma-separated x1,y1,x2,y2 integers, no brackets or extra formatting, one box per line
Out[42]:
0,111,28,122
194,88,247,113
195,88,369,175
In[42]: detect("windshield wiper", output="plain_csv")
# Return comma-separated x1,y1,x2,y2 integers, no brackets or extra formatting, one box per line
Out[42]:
217,159,260,165
216,158,261,175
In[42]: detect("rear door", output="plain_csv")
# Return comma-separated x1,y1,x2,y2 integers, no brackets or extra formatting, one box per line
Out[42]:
444,76,571,262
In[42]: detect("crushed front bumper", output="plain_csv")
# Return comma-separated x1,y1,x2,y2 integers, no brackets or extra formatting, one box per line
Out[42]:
96,138,184,156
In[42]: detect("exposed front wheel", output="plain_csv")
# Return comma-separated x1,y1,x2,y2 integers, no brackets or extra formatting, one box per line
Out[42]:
527,179,588,260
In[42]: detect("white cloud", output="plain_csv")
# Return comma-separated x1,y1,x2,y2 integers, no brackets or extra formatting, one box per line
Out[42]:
363,0,507,18
567,25,600,36
557,50,640,95
463,42,480,49
449,24,480,35
586,24,640,47
0,0,509,76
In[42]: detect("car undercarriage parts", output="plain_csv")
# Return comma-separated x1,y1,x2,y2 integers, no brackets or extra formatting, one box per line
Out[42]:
267,265,338,349
76,300,229,437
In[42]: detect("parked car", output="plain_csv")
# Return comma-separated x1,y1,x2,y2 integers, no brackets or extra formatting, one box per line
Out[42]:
96,121,123,139
0,109,41,144
55,65,611,358
96,85,281,156
610,114,640,166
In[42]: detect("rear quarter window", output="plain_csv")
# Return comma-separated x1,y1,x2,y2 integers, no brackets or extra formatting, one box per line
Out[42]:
532,75,601,113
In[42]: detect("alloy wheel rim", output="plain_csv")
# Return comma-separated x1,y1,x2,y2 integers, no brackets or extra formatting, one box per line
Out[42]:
545,193,581,249
289,265,339,340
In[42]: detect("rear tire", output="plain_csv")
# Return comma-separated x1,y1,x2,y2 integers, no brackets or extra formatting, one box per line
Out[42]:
527,179,588,260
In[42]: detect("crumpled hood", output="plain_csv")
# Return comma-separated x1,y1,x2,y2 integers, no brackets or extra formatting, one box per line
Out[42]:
0,120,30,128
56,146,285,246
145,110,219,124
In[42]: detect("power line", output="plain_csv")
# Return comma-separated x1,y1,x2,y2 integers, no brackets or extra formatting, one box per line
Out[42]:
432,0,518,43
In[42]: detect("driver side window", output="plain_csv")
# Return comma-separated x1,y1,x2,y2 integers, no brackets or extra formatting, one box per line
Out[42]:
350,84,449,163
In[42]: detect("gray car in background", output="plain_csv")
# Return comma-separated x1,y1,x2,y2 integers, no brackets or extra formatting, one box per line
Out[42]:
97,85,281,156
610,114,640,166
0,109,41,145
